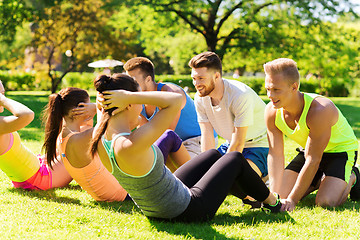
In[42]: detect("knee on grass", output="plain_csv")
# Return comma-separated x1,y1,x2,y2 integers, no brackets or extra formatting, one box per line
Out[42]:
315,195,340,207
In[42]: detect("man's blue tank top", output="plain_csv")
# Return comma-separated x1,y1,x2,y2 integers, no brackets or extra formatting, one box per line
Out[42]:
140,82,203,141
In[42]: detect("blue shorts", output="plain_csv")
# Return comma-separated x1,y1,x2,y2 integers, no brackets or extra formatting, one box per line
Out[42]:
217,142,268,177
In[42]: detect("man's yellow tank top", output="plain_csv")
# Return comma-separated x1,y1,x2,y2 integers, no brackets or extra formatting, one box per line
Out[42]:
0,132,40,182
275,93,358,153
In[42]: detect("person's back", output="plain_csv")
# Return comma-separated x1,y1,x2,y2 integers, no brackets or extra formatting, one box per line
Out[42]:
91,74,283,222
0,81,72,190
42,87,127,201
61,128,128,201
100,133,190,218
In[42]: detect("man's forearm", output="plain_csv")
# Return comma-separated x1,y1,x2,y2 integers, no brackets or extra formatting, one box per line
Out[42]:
288,159,320,204
227,140,244,153
268,154,285,193
201,134,215,152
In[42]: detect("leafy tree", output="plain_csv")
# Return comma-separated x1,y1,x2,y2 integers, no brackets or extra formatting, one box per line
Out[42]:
0,0,31,44
0,22,32,69
118,0,358,59
31,0,135,93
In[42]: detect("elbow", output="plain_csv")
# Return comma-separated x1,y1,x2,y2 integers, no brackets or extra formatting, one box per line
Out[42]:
23,111,35,124
174,93,183,109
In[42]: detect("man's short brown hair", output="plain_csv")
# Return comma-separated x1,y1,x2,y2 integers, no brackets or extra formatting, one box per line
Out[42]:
123,57,155,81
263,58,300,84
188,52,222,76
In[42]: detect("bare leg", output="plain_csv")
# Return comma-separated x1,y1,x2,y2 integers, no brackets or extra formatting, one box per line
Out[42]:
263,192,278,205
165,158,178,173
316,174,355,207
247,159,262,177
244,159,264,202
51,159,73,188
168,144,191,169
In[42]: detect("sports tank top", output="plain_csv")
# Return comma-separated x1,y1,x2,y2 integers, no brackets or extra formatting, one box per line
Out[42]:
0,132,39,182
140,82,203,141
58,133,127,201
102,133,191,218
275,93,358,152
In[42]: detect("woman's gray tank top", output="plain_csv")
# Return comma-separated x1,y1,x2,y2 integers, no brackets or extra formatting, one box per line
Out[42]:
101,133,191,219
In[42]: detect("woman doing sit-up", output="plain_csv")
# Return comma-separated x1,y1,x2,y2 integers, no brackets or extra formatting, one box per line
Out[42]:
42,87,128,201
0,80,72,190
92,74,283,222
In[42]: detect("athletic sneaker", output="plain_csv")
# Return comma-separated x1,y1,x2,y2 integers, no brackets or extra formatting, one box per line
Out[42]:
262,193,282,213
242,199,262,209
350,166,360,201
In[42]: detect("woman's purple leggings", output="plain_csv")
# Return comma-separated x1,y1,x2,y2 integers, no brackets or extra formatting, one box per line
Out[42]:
154,130,182,163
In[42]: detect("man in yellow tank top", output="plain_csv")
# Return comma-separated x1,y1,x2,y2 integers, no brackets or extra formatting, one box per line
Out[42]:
264,58,359,211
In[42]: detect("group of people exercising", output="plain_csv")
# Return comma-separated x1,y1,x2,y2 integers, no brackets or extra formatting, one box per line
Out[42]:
0,52,358,222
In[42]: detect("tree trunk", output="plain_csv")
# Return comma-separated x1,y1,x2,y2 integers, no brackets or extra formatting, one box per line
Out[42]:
205,35,219,56
50,76,59,93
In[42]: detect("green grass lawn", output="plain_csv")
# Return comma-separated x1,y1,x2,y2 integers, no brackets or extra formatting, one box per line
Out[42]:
1,92,360,239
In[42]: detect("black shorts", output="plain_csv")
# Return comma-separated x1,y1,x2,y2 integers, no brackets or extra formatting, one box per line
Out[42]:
285,148,358,185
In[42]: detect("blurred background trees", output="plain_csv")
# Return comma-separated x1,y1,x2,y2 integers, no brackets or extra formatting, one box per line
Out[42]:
0,0,359,94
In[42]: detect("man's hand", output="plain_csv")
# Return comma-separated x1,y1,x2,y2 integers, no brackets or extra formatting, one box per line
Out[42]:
281,198,296,211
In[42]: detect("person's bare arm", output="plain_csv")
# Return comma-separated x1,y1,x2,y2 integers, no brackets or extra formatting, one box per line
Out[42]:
265,103,285,194
227,126,247,153
0,94,34,134
199,122,215,152
101,90,182,152
161,84,186,130
283,98,337,211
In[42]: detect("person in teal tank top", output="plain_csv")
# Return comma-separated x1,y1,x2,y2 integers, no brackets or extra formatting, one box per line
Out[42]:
90,74,283,222
264,58,359,212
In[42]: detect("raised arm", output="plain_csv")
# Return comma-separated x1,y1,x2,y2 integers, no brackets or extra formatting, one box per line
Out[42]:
0,93,34,134
265,103,285,193
102,90,182,151
71,102,96,131
161,84,186,130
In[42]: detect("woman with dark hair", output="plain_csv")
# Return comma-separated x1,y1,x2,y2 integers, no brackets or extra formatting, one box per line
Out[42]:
42,87,128,201
92,74,283,222
0,81,72,190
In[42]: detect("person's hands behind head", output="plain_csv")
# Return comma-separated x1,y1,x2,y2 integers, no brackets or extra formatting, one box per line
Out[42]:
99,90,130,116
71,102,96,121
0,83,6,113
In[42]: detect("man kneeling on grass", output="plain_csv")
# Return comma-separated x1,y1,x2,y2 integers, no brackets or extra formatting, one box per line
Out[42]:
264,58,360,211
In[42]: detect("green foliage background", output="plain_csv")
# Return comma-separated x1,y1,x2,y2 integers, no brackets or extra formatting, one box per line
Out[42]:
0,92,359,239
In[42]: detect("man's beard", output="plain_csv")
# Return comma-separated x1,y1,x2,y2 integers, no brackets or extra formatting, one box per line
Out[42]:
198,80,215,97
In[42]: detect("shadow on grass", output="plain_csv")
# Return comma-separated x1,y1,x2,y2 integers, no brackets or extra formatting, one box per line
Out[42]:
149,209,293,239
8,187,82,205
8,181,141,215
293,193,360,212
94,199,141,215
213,210,294,226
150,219,238,240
